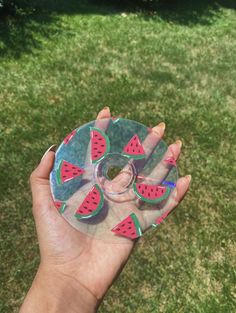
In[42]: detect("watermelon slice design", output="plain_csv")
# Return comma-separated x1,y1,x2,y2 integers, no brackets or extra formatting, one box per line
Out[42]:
122,134,145,159
90,127,110,163
164,157,176,166
63,129,76,145
111,116,120,124
56,160,85,185
75,184,104,220
111,213,142,239
54,200,66,214
133,183,171,203
153,210,171,226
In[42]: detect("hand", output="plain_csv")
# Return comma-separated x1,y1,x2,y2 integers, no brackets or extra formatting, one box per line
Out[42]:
20,107,191,313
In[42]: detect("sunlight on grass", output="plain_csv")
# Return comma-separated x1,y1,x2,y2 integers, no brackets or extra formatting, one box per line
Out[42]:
0,1,235,312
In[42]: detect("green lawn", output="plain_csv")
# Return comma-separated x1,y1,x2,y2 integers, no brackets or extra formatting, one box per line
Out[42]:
0,1,236,312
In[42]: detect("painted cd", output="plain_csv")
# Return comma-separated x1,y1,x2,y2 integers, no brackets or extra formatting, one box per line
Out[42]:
50,117,178,242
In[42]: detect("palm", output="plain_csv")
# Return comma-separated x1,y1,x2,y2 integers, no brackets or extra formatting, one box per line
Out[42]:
31,108,190,301
38,189,135,299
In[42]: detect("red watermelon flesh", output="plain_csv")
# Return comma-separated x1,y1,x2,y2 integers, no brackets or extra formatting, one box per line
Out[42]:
91,127,110,163
75,184,104,220
111,213,142,239
155,210,171,225
164,157,176,166
133,183,171,203
123,134,145,159
111,116,120,123
54,200,66,214
56,160,85,185
63,129,76,144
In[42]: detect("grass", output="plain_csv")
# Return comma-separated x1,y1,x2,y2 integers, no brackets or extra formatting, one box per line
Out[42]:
0,1,236,312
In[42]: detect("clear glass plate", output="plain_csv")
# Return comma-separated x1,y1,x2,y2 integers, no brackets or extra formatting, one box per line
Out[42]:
50,117,178,242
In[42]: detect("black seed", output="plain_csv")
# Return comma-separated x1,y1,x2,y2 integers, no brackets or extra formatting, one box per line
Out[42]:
122,224,125,227
131,143,133,147
65,170,69,172
79,210,83,213
116,228,120,231
148,192,150,197
63,175,66,178
131,232,135,235
128,226,131,229
89,209,92,212
123,231,126,233
84,206,87,209
142,190,144,194
93,202,97,205
73,172,78,175
86,201,89,203
128,221,132,224
72,166,76,169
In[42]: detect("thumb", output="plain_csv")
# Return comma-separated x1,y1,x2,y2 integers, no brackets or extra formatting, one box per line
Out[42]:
30,145,57,209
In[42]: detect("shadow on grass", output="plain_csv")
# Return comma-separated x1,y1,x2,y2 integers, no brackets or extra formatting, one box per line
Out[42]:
0,0,235,58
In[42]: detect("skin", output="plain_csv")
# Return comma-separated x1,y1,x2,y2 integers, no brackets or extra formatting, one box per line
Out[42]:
20,107,191,313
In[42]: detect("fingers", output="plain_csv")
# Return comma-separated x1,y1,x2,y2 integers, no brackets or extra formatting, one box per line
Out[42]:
145,139,182,183
173,175,191,203
30,145,56,210
84,107,111,174
142,122,166,157
94,106,111,130
96,106,111,120
110,122,166,190
141,175,191,230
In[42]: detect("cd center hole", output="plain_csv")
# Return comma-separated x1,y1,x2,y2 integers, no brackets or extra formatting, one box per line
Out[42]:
107,166,122,180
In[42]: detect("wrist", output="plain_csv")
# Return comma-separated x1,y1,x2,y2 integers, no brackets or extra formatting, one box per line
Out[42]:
20,264,98,313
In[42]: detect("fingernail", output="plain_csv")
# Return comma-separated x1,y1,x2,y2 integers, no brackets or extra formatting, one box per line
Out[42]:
176,140,182,148
185,175,192,183
41,144,57,161
152,122,165,135
103,106,110,111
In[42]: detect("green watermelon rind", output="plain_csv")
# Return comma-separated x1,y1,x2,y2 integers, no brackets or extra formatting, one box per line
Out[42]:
59,203,67,214
75,184,104,220
90,127,110,164
56,160,84,185
111,117,121,124
130,213,142,237
122,152,146,160
54,200,67,214
133,183,171,204
56,160,63,185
